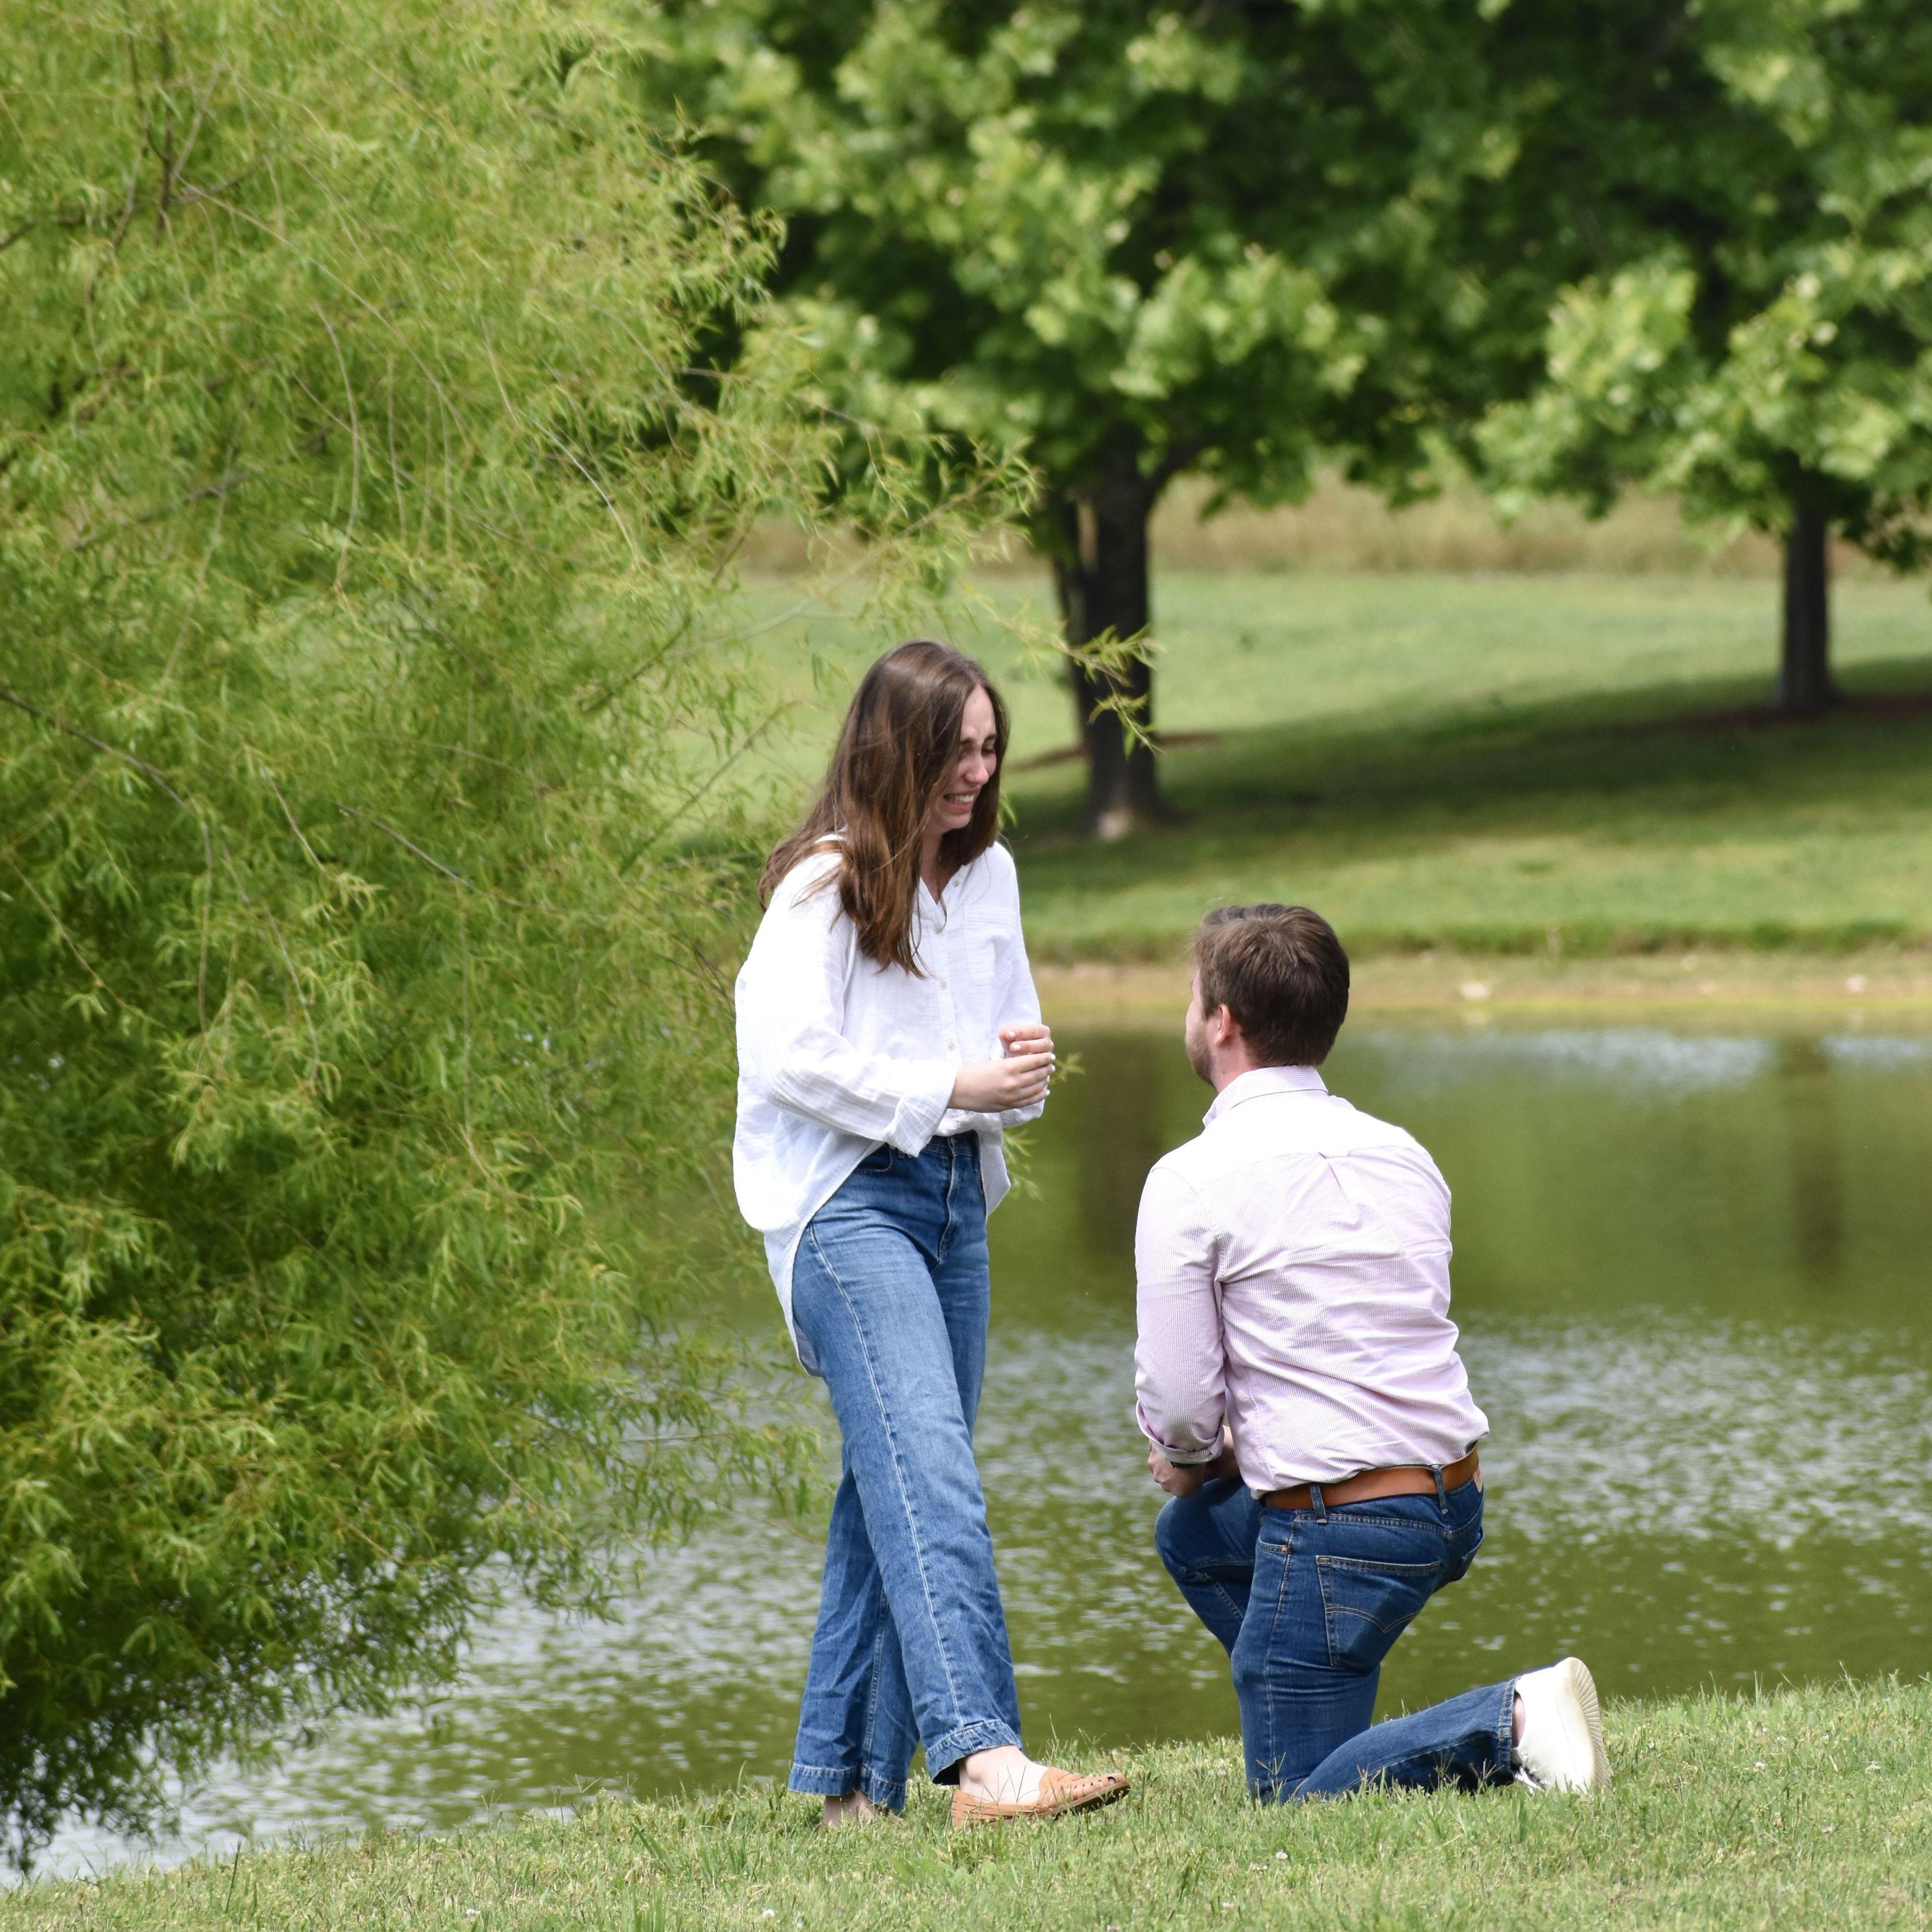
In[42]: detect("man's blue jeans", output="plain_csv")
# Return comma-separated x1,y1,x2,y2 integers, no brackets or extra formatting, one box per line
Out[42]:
1155,1474,1515,1800
787,1134,1023,1810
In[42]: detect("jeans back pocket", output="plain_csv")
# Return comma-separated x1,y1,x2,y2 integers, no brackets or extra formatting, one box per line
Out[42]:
1316,1555,1441,1675
1444,1518,1485,1586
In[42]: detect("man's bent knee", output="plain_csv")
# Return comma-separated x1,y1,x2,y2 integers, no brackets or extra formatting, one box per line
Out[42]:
1152,1493,1199,1580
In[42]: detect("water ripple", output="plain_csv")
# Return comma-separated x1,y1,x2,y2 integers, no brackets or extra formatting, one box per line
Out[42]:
1820,1034,1932,1073
1464,1319,1932,1545
1354,1028,1777,1097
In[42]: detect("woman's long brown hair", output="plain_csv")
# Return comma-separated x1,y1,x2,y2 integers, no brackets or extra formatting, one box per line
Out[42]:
761,639,1008,972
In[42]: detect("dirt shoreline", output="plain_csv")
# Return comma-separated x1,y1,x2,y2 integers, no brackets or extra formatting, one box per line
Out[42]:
1035,948,1932,1028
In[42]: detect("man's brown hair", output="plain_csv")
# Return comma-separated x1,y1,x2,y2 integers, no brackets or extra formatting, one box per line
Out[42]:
1195,904,1350,1067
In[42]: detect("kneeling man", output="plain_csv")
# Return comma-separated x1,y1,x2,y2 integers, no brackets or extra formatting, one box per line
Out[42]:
1136,904,1609,1801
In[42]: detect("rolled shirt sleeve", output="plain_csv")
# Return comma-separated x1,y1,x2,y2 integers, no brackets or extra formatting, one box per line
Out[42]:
739,863,958,1154
1134,1161,1227,1464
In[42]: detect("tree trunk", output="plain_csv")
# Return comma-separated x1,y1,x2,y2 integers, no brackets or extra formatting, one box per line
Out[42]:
1050,467,1160,838
1780,497,1834,715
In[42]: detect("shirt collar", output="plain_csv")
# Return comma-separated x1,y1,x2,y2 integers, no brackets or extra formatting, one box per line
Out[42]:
915,852,978,920
1203,1063,1328,1127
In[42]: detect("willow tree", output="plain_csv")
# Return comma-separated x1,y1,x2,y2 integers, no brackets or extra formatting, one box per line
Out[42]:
1480,0,1932,715
0,0,1002,1861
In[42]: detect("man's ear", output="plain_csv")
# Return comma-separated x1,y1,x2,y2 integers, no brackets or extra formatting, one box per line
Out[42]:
1209,1003,1241,1048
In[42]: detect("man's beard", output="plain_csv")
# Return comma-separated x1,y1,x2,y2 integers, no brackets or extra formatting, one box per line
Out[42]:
1183,1023,1213,1085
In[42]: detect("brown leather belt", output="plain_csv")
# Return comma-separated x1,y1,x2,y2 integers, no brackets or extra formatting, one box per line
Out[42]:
1262,1449,1482,1513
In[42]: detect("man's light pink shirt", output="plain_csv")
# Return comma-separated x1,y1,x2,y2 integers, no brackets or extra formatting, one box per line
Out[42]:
1134,1064,1488,1491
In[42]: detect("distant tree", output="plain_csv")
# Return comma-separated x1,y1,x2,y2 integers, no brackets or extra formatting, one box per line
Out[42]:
1479,0,1932,714
0,0,1002,1861
652,0,1600,832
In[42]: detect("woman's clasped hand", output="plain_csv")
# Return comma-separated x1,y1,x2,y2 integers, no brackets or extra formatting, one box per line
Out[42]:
949,1022,1055,1113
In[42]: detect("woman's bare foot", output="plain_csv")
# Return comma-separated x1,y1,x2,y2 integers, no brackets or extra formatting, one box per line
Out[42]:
957,1744,1045,1807
820,1790,885,1827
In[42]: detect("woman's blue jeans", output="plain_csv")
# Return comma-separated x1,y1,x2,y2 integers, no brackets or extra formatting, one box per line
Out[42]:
787,1133,1023,1810
1155,1475,1516,1801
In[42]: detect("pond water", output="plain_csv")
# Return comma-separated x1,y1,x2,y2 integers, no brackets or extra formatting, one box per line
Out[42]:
45,1017,1932,1874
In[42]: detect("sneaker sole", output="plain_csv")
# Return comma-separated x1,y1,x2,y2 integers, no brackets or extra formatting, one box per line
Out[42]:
1555,1656,1612,1792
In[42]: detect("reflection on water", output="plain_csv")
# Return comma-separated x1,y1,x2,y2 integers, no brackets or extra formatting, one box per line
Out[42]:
43,1019,1932,1874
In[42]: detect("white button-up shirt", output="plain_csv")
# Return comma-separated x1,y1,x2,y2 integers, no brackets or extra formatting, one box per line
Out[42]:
1134,1064,1488,1491
734,842,1043,1364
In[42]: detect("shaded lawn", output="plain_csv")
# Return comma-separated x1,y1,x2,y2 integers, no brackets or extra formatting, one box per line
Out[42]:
1006,663,1932,961
736,571,1932,956
11,1682,1930,1930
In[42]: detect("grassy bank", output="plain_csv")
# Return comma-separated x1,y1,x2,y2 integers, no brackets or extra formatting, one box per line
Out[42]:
743,571,1932,962
11,1681,1930,1929
1034,948,1932,1026
1010,670,1932,960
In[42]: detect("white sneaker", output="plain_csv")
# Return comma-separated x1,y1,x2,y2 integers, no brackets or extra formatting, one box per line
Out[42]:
1512,1657,1611,1793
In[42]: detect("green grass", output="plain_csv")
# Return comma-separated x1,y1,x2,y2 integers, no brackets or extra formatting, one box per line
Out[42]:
13,1683,1932,1929
739,570,1932,960
1010,671,1932,961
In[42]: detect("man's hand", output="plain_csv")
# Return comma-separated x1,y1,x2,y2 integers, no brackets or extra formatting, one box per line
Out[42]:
949,1022,1056,1113
1148,1426,1239,1498
1148,1445,1207,1498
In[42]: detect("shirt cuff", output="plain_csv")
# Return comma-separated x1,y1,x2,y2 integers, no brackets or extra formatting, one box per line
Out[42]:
886,1060,959,1155
1136,1401,1222,1465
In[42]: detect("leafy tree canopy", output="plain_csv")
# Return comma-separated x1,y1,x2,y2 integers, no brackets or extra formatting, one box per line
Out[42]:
0,0,1003,1860
651,0,1571,826
652,0,1772,824
1478,0,1932,709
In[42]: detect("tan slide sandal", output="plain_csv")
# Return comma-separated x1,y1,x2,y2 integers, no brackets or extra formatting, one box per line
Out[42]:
951,1765,1130,1828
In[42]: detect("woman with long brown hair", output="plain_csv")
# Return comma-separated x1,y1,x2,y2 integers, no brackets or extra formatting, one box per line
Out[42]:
734,639,1128,1828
